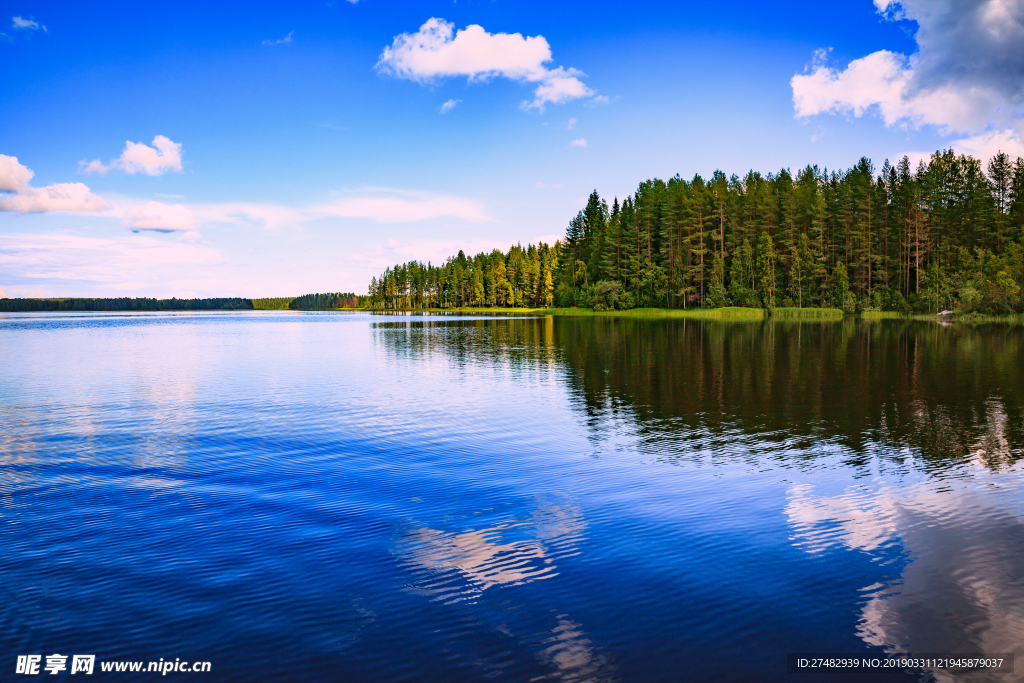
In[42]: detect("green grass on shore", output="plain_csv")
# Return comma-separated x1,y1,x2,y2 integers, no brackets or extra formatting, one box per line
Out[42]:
305,304,1024,322
861,310,960,321
361,306,765,318
860,311,904,319
360,306,849,320
769,307,844,318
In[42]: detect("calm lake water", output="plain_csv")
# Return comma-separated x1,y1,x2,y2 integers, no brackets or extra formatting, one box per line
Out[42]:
1,312,1022,682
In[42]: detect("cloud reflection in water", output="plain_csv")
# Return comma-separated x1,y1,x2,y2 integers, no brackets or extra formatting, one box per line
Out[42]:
394,501,617,682
786,456,1024,682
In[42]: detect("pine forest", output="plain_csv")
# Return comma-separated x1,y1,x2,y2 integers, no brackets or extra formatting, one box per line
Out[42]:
367,150,1024,314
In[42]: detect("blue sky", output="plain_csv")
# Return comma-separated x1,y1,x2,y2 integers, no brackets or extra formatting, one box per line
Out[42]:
1,0,1021,298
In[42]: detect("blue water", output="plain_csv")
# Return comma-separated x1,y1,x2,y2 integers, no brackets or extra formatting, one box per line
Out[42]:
1,312,1022,681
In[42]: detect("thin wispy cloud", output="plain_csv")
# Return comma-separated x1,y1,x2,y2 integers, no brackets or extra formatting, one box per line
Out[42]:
262,30,294,46
377,18,601,112
311,188,491,223
12,16,45,31
180,188,491,229
0,232,223,292
440,99,461,113
122,201,197,233
569,138,587,148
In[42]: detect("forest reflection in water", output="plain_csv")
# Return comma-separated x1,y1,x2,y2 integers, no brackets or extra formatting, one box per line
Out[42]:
374,315,1024,471
374,315,1024,681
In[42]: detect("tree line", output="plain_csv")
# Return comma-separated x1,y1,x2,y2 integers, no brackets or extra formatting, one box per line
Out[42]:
289,292,364,309
0,294,369,313
369,150,1024,314
367,243,560,309
0,297,254,312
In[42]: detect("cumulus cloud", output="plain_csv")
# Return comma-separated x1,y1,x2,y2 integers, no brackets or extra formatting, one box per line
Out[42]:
792,0,1024,136
0,154,109,213
569,138,587,148
0,154,34,192
0,184,110,213
81,135,184,176
440,98,461,113
377,18,595,112
122,201,197,232
792,49,1003,133
262,30,293,46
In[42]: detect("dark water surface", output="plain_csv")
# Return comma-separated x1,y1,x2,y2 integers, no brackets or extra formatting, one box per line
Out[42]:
1,312,1022,682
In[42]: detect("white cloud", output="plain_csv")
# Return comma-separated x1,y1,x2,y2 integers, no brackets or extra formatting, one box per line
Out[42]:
77,159,106,175
535,181,563,190
0,184,110,213
792,0,1024,139
526,67,592,110
12,16,43,31
569,138,587,148
122,201,197,232
81,135,183,176
792,49,1003,133
177,230,203,243
377,18,595,112
0,154,34,192
566,117,577,129
947,128,1024,161
262,30,293,46
0,154,109,213
440,98,461,113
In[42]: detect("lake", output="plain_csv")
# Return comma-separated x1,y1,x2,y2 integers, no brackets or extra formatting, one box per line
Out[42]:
1,311,1022,682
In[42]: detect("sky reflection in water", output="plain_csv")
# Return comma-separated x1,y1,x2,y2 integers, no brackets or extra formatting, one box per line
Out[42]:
1,311,1022,682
